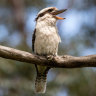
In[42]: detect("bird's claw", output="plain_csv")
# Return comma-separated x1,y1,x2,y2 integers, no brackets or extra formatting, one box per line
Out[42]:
46,55,56,61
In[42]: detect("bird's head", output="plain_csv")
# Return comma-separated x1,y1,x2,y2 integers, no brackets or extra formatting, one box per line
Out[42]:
35,7,67,24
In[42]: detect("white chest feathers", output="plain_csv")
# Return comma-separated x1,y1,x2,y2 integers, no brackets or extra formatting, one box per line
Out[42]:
34,20,61,55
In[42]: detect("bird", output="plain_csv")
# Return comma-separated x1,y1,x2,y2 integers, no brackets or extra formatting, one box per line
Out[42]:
32,7,67,93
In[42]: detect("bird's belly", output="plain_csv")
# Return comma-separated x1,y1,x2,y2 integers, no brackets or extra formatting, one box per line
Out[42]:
34,33,60,55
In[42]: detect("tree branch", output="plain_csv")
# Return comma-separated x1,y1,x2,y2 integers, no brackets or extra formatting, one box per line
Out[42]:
0,45,96,68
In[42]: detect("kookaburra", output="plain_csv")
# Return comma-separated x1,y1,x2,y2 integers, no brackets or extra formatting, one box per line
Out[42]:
32,7,67,93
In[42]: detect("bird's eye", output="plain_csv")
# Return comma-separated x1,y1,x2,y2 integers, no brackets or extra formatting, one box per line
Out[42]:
48,9,53,12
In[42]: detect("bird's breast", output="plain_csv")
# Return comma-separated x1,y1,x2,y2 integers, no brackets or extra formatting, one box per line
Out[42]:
34,26,61,55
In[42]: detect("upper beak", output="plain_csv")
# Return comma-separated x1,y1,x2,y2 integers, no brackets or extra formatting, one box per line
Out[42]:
51,9,67,20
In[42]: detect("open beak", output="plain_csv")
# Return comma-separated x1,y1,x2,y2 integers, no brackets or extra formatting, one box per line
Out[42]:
51,9,67,20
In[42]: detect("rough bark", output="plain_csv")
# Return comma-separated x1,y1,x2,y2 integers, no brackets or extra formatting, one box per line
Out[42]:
0,45,96,68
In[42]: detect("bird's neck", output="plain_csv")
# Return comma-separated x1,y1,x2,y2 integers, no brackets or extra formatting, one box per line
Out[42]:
36,21,57,35
36,20,57,34
36,18,57,28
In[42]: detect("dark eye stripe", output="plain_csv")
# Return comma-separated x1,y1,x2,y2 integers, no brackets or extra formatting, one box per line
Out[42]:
35,13,44,21
38,9,53,18
35,9,54,21
39,13,44,17
48,9,54,12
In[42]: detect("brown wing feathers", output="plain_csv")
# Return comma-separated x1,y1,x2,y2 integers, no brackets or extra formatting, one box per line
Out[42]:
32,29,36,52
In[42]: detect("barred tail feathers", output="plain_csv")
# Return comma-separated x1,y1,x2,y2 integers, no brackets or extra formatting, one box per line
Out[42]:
35,74,47,93
35,65,50,93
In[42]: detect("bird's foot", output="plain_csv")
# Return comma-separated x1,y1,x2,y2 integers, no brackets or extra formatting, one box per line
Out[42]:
46,55,56,61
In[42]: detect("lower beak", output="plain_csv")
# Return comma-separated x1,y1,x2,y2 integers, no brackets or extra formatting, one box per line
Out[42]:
55,16,66,20
52,9,67,20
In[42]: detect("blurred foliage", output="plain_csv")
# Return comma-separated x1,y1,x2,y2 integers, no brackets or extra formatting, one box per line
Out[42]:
0,0,96,96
